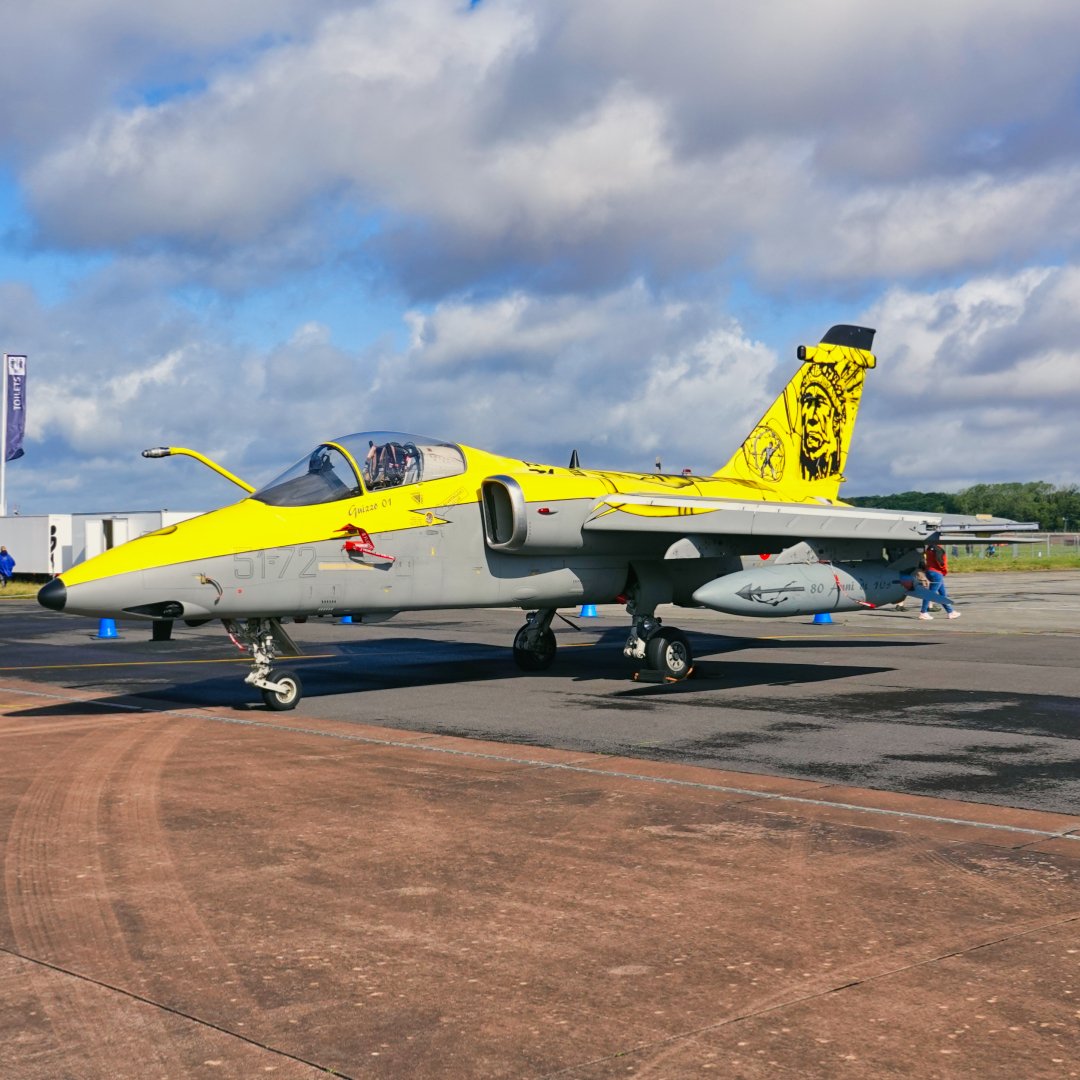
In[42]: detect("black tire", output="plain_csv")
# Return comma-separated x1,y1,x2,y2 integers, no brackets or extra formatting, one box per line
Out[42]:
152,620,174,642
512,625,557,671
644,628,692,680
261,668,303,711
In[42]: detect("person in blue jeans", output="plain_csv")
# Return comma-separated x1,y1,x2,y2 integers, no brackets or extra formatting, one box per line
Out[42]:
899,562,960,621
924,543,950,613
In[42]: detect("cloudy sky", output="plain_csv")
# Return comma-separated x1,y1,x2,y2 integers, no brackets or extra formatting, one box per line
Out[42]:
3,0,1080,515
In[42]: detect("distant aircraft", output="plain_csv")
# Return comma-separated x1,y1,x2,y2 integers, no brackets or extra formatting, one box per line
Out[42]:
37,325,1033,710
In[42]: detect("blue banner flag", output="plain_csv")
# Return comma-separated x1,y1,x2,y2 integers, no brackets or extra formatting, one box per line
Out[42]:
4,354,27,462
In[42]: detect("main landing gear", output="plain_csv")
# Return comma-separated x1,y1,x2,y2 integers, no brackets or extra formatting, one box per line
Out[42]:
513,609,557,671
622,604,694,683
224,618,304,711
513,602,694,683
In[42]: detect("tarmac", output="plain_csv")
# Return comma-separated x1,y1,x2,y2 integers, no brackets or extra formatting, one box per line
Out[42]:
2,571,1079,1078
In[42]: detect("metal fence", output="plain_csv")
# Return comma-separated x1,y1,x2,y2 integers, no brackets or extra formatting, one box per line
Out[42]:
949,533,1079,560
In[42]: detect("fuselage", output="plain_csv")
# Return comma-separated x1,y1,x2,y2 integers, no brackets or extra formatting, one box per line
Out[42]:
38,432,844,623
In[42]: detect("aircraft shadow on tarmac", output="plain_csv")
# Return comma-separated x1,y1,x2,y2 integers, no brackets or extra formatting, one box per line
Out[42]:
9,635,913,720
600,659,898,698
3,622,932,719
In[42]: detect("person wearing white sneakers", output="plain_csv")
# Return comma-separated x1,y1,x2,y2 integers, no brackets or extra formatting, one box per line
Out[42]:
898,562,961,621
923,543,951,615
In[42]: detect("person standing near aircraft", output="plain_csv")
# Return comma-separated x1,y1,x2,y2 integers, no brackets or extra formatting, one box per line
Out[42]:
924,543,950,614
901,561,960,621
0,545,14,587
896,541,948,613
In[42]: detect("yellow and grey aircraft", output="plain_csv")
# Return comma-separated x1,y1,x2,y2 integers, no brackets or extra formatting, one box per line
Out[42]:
36,325,1022,710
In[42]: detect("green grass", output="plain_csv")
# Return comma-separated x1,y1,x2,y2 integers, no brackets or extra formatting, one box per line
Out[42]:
943,548,1080,572
0,580,46,599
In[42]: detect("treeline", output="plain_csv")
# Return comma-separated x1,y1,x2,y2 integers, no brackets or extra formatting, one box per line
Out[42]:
847,482,1080,530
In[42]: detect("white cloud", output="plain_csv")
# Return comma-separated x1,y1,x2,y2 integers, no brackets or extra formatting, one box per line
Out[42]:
0,2,352,153
4,1,1080,515
848,266,1080,493
6,260,1080,515
6,274,782,510
378,282,778,472
18,0,1080,296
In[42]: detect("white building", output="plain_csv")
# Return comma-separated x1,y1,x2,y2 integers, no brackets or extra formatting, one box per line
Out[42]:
0,511,202,576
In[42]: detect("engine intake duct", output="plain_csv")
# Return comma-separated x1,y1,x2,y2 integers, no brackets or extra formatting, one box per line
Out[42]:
481,475,586,553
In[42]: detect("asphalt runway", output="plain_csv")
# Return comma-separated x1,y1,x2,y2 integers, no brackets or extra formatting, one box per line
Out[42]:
3,571,1079,815
2,571,1080,1077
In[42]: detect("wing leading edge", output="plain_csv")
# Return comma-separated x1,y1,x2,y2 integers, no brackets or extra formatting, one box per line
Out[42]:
584,494,938,544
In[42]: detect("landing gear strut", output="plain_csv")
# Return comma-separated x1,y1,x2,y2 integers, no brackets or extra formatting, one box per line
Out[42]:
224,618,304,710
623,592,693,683
513,608,557,671
512,595,693,683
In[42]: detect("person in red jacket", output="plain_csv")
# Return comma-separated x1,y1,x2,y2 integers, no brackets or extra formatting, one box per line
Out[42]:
923,543,951,614
925,543,948,575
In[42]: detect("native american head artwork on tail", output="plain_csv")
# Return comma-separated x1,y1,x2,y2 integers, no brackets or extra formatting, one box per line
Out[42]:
714,325,877,502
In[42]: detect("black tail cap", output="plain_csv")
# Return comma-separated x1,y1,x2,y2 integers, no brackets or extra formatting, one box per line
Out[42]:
821,325,876,350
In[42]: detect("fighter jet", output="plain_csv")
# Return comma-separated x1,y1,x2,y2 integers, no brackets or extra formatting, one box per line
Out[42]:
37,325,1026,710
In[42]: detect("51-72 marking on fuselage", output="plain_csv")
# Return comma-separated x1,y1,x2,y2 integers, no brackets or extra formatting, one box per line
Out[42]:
233,547,319,580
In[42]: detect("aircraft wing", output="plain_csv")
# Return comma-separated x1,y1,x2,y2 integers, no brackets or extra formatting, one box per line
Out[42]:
583,494,938,544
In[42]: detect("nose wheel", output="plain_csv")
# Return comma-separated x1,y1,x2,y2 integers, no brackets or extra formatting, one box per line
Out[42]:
225,618,306,710
260,668,303,711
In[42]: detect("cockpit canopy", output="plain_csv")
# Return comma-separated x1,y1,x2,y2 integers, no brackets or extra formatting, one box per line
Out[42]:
253,431,467,507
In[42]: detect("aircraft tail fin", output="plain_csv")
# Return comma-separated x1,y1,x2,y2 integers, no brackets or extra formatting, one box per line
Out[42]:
713,324,877,502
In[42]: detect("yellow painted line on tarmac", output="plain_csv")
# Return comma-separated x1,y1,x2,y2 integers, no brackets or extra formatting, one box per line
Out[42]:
0,653,337,673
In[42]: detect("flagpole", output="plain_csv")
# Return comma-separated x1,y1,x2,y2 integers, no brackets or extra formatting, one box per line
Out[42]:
0,354,8,517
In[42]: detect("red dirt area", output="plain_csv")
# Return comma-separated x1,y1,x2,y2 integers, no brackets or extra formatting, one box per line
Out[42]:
2,681,1079,1079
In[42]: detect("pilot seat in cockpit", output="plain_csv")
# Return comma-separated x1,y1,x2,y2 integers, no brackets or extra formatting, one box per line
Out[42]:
367,440,420,489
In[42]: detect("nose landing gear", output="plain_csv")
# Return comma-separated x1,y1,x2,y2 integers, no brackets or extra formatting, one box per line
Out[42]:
224,618,305,710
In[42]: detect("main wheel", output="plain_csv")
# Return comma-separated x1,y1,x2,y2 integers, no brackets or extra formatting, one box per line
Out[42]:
512,625,557,671
261,668,303,711
644,628,692,681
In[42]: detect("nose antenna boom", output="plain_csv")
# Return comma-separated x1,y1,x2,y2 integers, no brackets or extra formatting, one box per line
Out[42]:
142,446,256,493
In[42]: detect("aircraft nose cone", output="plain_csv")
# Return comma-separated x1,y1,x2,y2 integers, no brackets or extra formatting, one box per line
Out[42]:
38,578,67,612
